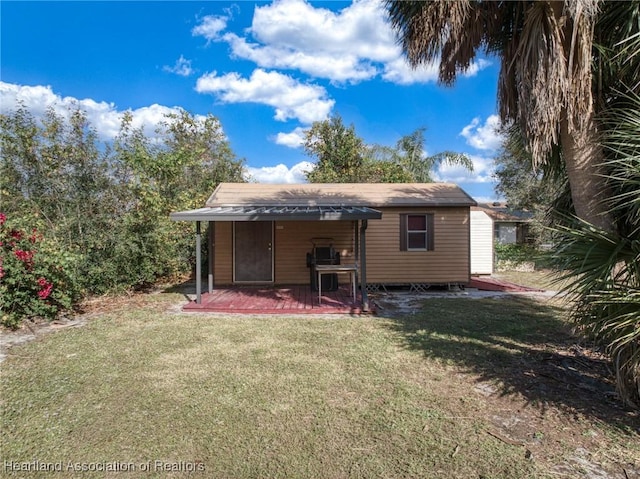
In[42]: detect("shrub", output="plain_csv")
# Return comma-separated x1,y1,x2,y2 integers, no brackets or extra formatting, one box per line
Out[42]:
0,213,82,329
494,243,541,271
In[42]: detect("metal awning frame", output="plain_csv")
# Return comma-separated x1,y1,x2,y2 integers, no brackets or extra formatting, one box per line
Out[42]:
170,205,382,222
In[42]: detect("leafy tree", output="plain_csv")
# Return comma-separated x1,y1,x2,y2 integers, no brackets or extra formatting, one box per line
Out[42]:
304,115,365,183
1,104,116,288
107,109,245,289
0,104,111,232
304,117,472,183
493,124,570,243
158,109,244,208
493,126,543,211
359,153,414,183
0,105,40,213
380,127,473,182
0,103,246,319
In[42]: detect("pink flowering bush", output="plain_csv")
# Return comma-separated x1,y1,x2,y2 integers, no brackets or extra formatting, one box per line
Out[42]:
0,213,81,329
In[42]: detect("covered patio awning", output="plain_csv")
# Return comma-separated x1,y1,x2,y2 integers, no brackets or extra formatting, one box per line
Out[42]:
170,205,382,222
170,203,380,312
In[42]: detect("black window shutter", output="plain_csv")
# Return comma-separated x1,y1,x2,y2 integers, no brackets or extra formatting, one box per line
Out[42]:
399,214,407,251
426,213,435,251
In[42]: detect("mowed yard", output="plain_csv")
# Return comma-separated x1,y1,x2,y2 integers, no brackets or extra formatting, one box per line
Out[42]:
1,278,639,478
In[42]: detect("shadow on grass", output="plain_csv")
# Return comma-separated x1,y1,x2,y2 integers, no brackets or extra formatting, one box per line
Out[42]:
161,278,196,298
380,295,639,433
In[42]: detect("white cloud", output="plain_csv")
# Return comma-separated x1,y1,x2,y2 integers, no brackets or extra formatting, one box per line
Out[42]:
189,0,494,143
244,161,313,183
192,15,228,42
434,154,496,184
274,127,307,148
460,115,503,151
473,195,504,204
196,68,334,124
222,32,378,84
220,0,396,84
193,0,489,86
163,55,194,77
0,82,200,141
461,58,492,78
381,57,440,85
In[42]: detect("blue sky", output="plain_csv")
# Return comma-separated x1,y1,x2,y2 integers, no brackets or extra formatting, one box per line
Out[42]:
1,0,504,201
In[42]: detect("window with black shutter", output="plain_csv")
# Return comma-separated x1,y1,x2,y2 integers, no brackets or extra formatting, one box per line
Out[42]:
400,213,434,251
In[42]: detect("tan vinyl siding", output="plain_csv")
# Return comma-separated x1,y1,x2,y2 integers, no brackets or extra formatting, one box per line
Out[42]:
366,207,470,284
274,221,356,284
214,220,356,285
214,222,233,284
213,207,471,285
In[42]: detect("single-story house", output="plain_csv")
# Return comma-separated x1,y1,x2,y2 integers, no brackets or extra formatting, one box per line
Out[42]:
473,202,534,245
170,182,477,310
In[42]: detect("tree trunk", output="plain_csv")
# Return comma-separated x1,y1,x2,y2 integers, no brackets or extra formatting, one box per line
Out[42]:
547,1,612,232
560,115,613,232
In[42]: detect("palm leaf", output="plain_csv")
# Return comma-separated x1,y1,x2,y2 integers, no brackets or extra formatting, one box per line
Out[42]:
548,216,640,406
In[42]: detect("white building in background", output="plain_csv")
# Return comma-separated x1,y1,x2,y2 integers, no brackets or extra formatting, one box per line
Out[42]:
470,210,494,275
475,202,534,245
470,203,534,276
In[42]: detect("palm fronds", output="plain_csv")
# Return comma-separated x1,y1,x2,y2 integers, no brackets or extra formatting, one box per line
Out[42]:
549,218,640,406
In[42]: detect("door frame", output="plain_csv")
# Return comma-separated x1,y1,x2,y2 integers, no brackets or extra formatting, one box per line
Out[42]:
232,221,274,283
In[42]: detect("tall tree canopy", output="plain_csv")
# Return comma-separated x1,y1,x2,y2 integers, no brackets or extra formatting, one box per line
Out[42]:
1,104,245,295
304,115,472,183
386,0,608,230
303,115,365,183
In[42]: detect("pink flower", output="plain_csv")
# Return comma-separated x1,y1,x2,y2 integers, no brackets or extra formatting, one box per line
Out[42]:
0,212,6,225
10,230,23,241
14,249,35,270
14,249,34,262
37,280,53,299
37,278,53,299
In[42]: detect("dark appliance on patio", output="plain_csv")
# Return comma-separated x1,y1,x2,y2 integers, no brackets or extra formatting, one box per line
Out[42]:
306,238,340,291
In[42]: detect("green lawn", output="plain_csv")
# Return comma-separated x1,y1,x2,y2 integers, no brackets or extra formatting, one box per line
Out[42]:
492,269,564,291
1,292,638,478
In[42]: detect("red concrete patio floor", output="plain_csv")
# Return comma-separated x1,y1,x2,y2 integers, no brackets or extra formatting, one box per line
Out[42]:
182,284,368,314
